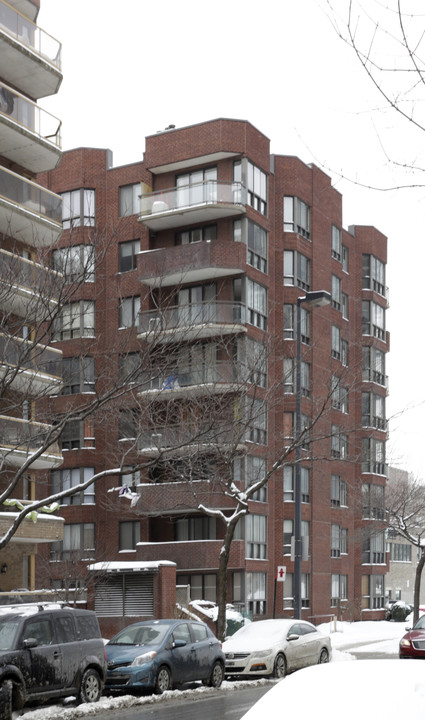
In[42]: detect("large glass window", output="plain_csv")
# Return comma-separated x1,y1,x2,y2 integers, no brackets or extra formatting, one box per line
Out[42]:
245,337,267,388
51,467,95,505
362,301,386,340
246,572,267,615
283,196,310,239
331,425,348,459
362,483,385,519
50,523,95,561
119,240,140,272
52,301,95,341
391,543,412,562
119,183,140,217
177,167,217,207
233,455,267,502
362,574,385,609
284,250,310,290
331,226,342,260
331,474,347,507
247,221,267,272
119,521,140,550
247,279,267,330
245,514,267,559
331,574,348,605
247,398,267,445
362,347,386,386
61,419,94,450
361,438,386,475
177,573,216,603
119,296,140,328
283,465,310,502
234,160,267,215
331,274,342,311
52,245,95,283
61,189,95,229
62,356,94,394
175,516,216,541
362,531,386,564
176,225,216,245
283,358,310,396
362,392,386,430
362,254,386,296
331,524,348,557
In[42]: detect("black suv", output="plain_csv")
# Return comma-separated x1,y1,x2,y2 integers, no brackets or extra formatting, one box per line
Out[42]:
0,603,107,718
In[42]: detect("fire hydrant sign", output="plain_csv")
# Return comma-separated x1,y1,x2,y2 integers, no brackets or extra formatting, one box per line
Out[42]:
276,566,286,582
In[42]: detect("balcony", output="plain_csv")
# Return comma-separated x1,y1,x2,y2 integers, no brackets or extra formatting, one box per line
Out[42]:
138,301,246,344
0,248,62,320
139,360,243,400
138,424,245,458
0,81,61,171
0,333,62,394
0,415,62,469
139,239,245,288
0,1,62,99
0,165,62,246
137,538,245,571
139,181,246,231
6,1,38,22
0,508,64,544
134,480,241,516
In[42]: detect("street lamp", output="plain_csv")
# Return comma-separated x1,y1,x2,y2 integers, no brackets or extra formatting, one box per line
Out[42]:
293,289,331,619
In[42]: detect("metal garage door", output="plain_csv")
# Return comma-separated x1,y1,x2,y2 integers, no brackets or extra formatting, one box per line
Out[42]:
95,573,154,617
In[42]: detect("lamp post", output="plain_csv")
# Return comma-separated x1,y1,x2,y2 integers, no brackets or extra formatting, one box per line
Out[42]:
293,290,331,619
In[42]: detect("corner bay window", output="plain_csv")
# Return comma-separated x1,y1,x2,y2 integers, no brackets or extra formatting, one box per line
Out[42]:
284,465,310,503
284,250,310,290
247,279,267,329
52,301,95,341
362,574,385,609
284,304,310,343
61,188,95,229
284,196,310,239
62,356,94,394
234,159,267,215
52,245,95,283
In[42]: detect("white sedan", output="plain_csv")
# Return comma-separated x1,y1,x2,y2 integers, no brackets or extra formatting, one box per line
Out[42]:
223,619,331,679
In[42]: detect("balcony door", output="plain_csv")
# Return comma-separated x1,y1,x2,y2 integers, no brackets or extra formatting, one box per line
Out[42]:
176,168,217,208
177,283,216,326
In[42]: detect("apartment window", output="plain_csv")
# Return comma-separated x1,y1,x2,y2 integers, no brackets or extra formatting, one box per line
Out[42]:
301,573,310,608
283,358,310,396
247,220,267,273
341,339,348,367
176,516,216,541
247,279,267,330
61,419,94,450
52,301,95,341
283,465,310,503
331,474,347,507
177,574,216,603
331,524,348,557
331,325,341,359
245,337,267,388
177,167,217,207
331,275,342,311
284,304,310,343
119,409,138,440
331,574,348,606
362,574,385,609
62,356,94,394
119,352,140,383
51,467,95,505
119,239,140,272
119,469,140,490
119,183,140,217
178,283,216,325
342,245,349,273
246,514,267,559
247,398,267,445
234,160,267,215
176,225,216,245
119,521,140,551
331,425,348,459
362,483,385,519
52,245,95,282
362,346,386,386
342,293,349,320
392,543,412,562
284,412,309,449
283,196,310,239
362,531,386,564
362,438,386,475
362,254,386,296
119,296,140,328
246,572,267,615
284,250,310,290
362,301,385,340
50,523,95,561
331,375,348,413
61,188,95,229
331,226,341,260
283,519,293,555
233,455,267,502
362,392,386,430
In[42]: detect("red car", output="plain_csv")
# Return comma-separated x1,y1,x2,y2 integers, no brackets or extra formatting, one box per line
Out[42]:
399,614,425,658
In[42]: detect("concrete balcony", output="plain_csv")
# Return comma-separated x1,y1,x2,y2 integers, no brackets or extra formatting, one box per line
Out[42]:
0,415,62,469
139,239,246,288
139,181,246,231
6,1,38,22
138,301,246,344
0,508,64,544
0,248,62,320
0,165,62,246
138,424,245,458
0,333,62,395
134,480,241,517
139,360,243,401
0,0,62,99
137,538,245,571
0,81,61,172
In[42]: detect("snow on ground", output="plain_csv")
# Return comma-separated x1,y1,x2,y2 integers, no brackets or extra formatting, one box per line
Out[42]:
14,620,409,720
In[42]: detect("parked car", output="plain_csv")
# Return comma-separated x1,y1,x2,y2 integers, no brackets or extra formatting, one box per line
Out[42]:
399,613,425,658
0,603,107,720
222,619,331,678
239,659,425,720
105,618,224,694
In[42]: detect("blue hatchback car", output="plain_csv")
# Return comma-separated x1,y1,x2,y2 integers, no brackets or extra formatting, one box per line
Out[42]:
105,618,224,694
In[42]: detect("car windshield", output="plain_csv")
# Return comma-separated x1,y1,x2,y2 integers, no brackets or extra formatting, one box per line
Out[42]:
109,623,170,646
0,619,20,650
414,615,425,630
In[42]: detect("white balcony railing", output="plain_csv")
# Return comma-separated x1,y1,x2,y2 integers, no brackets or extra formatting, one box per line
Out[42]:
0,0,61,68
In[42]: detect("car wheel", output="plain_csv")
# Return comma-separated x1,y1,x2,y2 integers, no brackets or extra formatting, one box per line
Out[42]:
203,660,224,688
273,653,287,678
0,680,12,720
79,668,102,704
318,648,329,664
155,666,171,694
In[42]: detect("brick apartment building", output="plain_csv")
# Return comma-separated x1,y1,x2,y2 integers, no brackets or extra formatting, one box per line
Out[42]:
36,117,390,628
0,0,64,591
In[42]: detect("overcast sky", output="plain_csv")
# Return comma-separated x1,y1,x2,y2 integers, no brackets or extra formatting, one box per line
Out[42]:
38,0,425,477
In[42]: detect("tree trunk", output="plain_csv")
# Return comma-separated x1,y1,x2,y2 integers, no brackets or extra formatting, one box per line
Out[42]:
413,547,425,625
216,522,236,642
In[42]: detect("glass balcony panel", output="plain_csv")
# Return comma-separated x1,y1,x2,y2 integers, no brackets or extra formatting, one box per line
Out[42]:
139,301,246,343
0,1,61,68
0,415,62,468
0,82,61,146
0,249,62,318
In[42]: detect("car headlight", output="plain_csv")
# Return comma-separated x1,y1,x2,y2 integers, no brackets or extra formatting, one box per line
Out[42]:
399,639,412,648
131,650,157,666
253,650,272,658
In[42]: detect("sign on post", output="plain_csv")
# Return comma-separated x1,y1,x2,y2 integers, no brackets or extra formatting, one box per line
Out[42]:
276,566,286,582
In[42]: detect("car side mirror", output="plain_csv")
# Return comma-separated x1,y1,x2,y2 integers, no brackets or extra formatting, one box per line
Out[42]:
287,634,300,642
173,639,187,649
23,638,38,649
405,625,412,631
